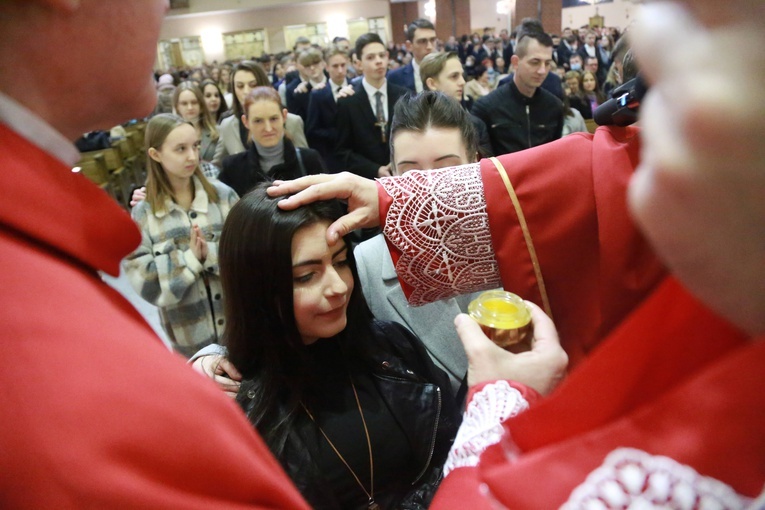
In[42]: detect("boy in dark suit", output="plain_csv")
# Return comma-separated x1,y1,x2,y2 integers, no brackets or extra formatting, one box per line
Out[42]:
305,47,351,172
335,33,408,179
387,18,437,94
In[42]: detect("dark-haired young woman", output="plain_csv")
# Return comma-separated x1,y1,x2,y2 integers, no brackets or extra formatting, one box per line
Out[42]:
218,184,460,509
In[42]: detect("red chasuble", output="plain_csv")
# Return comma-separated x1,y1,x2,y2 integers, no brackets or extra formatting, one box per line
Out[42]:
0,124,309,508
431,278,764,508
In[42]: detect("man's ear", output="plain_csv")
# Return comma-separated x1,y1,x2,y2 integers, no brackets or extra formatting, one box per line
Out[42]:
405,40,413,53
511,54,520,69
148,147,161,164
281,108,288,123
425,77,437,91
241,114,248,126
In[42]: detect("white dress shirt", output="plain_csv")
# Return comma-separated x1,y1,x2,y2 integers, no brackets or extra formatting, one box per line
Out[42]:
362,78,388,122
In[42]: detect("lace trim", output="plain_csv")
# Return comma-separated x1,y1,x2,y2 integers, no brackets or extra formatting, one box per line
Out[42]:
379,164,502,306
561,448,754,509
443,381,529,476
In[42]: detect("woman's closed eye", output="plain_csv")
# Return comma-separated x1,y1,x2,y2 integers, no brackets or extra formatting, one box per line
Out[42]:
293,272,315,284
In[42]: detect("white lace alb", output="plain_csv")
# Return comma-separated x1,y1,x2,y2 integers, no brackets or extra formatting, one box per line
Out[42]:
443,380,529,476
378,164,502,306
561,448,754,510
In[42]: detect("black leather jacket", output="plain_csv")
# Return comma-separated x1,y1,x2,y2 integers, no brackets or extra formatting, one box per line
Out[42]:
472,79,564,156
242,320,461,510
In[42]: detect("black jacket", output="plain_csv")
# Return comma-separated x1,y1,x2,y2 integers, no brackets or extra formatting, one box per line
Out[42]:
334,81,409,179
472,79,564,156
240,320,461,510
219,137,325,197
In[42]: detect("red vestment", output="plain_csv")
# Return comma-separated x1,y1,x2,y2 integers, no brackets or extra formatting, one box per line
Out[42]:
0,124,308,509
375,126,764,506
379,127,666,366
431,278,764,508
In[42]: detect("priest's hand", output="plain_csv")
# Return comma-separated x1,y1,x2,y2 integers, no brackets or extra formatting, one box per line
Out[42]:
268,172,380,245
455,301,568,396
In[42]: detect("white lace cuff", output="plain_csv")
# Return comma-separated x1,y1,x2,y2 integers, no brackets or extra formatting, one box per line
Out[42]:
443,381,529,476
379,164,502,306
562,448,754,509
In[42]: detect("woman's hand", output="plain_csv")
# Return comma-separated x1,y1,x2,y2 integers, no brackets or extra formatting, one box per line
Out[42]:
130,186,146,207
189,224,208,263
455,301,568,396
191,354,242,398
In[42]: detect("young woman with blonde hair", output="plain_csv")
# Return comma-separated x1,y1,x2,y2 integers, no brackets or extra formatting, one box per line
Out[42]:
172,81,219,177
123,113,238,357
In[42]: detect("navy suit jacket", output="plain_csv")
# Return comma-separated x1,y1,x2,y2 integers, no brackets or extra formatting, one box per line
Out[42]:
386,63,416,93
305,85,342,172
334,81,408,179
285,79,311,123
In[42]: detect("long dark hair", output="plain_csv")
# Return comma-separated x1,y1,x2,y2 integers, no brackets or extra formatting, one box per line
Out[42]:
230,60,270,118
219,183,372,455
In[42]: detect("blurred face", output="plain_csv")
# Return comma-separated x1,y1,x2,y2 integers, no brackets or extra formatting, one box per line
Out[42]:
566,76,580,93
585,33,596,46
274,63,285,79
628,114,765,335
220,67,231,85
210,68,220,82
410,28,437,63
357,42,388,83
233,70,260,106
582,73,597,92
303,59,325,82
586,57,599,73
203,84,221,114
326,54,348,85
393,127,472,174
291,222,354,345
512,39,552,96
175,90,200,122
429,57,465,101
149,123,199,185
570,55,583,70
243,99,287,148
336,39,350,52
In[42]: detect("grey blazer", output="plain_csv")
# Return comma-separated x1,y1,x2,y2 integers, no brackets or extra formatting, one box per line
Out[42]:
354,234,480,393
212,113,308,168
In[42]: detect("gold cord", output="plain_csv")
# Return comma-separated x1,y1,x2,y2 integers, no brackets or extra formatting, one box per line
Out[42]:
489,156,554,319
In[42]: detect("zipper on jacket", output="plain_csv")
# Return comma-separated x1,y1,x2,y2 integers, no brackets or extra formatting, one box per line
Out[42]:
411,385,442,484
526,104,531,148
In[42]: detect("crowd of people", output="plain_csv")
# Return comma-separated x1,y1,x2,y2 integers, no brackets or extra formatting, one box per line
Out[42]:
2,0,763,507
